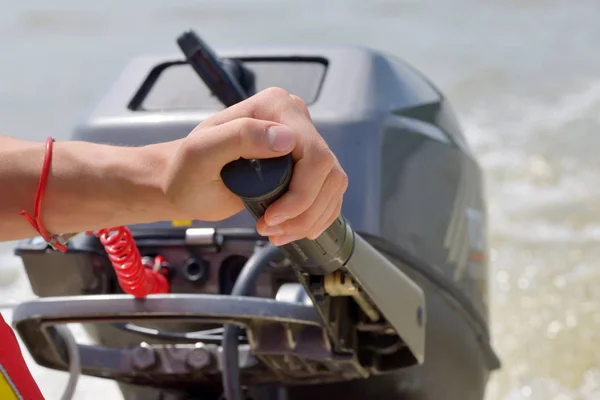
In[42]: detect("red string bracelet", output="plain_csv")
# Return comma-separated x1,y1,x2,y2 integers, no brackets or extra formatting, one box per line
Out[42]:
18,137,170,296
20,136,69,252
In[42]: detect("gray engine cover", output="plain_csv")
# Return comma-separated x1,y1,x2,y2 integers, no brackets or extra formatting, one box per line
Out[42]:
73,45,489,325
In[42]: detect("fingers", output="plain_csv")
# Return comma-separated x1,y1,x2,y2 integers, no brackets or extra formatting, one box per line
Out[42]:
268,197,344,246
188,117,298,167
256,159,348,245
199,87,312,164
192,86,348,245
263,145,335,226
252,92,335,226
199,87,298,129
309,197,343,239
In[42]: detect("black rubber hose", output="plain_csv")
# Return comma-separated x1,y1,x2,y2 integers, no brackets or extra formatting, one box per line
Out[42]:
221,244,281,400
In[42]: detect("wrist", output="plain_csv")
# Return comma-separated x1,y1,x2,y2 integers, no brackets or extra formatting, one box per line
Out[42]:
116,142,180,225
42,140,179,234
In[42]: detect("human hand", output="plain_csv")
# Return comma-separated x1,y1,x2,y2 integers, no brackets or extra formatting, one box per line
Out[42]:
162,87,348,246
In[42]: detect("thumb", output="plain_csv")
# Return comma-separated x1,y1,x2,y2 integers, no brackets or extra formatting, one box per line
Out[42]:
203,117,297,166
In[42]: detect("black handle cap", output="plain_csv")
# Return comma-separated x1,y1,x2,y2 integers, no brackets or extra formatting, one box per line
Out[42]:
220,155,293,220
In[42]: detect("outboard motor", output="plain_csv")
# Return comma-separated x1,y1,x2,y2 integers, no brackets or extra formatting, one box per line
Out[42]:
11,30,500,400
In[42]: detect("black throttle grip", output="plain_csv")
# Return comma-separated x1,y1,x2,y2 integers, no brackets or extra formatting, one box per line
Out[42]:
221,155,355,275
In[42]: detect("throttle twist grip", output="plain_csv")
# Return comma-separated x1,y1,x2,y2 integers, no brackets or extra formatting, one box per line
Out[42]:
220,155,354,275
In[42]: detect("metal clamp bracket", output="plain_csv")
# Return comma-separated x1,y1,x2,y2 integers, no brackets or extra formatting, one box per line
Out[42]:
11,294,370,388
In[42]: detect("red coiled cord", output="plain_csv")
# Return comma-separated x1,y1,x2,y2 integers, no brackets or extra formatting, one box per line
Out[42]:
21,136,170,298
91,227,169,298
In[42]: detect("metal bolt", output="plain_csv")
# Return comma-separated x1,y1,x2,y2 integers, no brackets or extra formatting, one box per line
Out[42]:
186,346,212,370
132,343,157,370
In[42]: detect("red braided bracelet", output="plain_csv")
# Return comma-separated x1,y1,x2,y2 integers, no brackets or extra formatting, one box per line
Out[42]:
20,136,70,252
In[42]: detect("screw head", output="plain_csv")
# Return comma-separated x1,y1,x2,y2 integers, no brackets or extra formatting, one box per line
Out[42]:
186,346,212,370
132,343,156,370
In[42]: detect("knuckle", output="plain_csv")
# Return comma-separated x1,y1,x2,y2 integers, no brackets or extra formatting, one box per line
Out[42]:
235,117,264,145
338,169,349,191
318,150,336,172
238,117,258,132
195,117,217,130
233,117,252,133
290,94,309,113
180,137,200,160
262,86,291,101
330,164,347,183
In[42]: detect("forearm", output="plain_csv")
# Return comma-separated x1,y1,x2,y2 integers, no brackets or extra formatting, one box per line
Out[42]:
0,135,178,242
